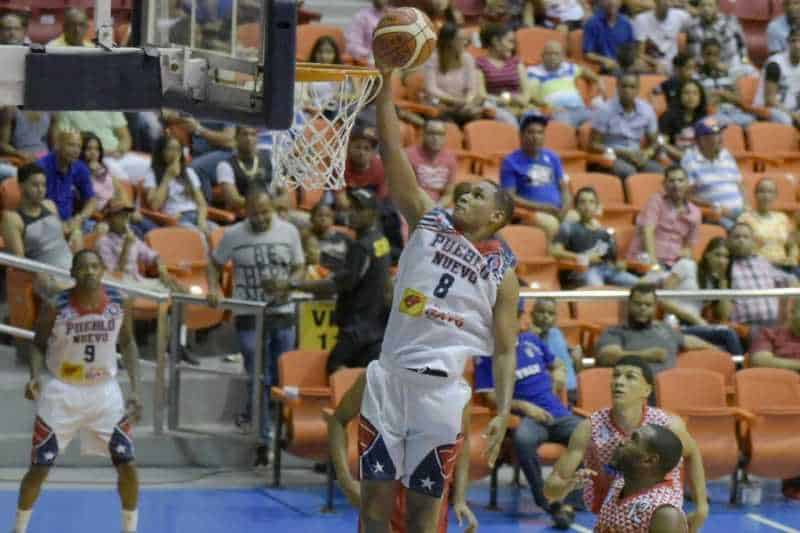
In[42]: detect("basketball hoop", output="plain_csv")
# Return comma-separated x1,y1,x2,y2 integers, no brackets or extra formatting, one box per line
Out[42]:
271,63,383,191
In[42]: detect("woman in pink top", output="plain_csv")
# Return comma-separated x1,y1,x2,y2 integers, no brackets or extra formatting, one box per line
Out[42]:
476,22,529,124
424,22,485,126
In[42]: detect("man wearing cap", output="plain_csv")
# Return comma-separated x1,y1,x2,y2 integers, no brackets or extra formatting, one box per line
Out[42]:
500,113,573,240
755,28,800,126
589,71,664,180
680,116,746,230
207,190,305,466
96,198,184,294
337,126,388,209
288,188,392,375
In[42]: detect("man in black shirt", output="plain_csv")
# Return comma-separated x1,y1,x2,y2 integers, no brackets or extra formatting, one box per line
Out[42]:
289,189,392,374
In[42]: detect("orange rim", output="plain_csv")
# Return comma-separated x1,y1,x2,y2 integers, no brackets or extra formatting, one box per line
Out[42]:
295,62,381,82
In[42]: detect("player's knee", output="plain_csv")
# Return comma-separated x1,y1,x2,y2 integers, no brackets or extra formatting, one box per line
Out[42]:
109,423,135,466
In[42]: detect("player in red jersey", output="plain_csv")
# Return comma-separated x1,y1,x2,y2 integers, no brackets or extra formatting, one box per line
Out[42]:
595,424,688,533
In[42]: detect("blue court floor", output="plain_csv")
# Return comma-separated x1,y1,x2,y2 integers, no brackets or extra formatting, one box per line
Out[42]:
1,475,799,532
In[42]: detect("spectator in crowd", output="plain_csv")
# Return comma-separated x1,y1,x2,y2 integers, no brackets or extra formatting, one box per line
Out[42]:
290,189,392,375
0,13,28,45
696,38,756,128
528,297,583,404
595,283,713,373
303,36,350,119
48,7,92,47
751,297,800,372
96,198,183,293
525,40,603,127
57,111,151,181
529,0,588,31
767,0,800,56
308,202,351,273
345,0,388,65
0,107,51,163
686,0,754,77
475,325,582,528
729,221,798,327
337,126,387,209
405,119,457,205
681,117,746,229
658,80,709,161
738,177,799,271
589,72,663,179
426,0,464,29
655,52,698,106
215,125,273,211
633,0,692,74
500,113,572,240
79,132,121,236
0,163,73,296
301,233,329,281
650,238,745,354
37,129,95,249
143,135,210,233
755,29,800,125
582,0,636,74
207,191,305,465
627,166,701,269
424,22,484,126
550,186,640,287
476,23,527,124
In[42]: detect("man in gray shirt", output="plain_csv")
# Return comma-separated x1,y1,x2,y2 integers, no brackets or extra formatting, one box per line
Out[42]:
207,191,304,464
595,283,713,374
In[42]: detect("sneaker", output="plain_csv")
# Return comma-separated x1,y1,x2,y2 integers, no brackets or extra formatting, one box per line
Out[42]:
223,353,242,363
548,503,575,530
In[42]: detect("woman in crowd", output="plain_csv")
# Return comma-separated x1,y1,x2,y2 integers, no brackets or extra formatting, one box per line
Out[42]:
738,177,799,272
424,22,485,126
143,135,211,234
476,22,528,124
658,79,709,161
654,237,744,354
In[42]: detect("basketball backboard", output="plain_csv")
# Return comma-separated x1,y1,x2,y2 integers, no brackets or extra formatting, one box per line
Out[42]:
0,0,297,128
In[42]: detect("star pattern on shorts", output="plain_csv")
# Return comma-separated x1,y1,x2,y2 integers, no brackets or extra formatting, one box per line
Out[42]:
116,444,128,455
372,461,384,474
43,451,55,461
420,477,435,492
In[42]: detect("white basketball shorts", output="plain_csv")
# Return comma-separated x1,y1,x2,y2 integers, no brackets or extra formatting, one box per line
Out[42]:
359,359,471,498
31,377,134,464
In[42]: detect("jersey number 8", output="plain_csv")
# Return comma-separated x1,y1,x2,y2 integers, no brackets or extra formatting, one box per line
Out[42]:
433,273,455,298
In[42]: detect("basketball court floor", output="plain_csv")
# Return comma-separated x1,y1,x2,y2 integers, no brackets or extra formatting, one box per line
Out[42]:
1,467,798,532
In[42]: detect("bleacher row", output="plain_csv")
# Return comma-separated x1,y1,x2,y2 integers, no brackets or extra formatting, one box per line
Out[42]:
275,349,800,507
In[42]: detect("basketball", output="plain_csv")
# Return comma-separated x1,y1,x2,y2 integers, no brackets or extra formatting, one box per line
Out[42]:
372,7,437,70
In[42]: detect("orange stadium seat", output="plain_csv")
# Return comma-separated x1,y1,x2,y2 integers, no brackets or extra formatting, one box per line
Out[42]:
692,224,728,260
655,368,745,497
271,349,332,487
544,121,589,173
498,225,559,289
676,349,737,399
748,122,800,172
624,172,663,211
572,287,626,331
0,177,21,210
463,119,520,181
741,173,800,214
573,367,613,417
295,24,349,63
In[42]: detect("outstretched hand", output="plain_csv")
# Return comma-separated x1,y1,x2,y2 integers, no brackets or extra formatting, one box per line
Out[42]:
483,414,509,468
454,501,478,533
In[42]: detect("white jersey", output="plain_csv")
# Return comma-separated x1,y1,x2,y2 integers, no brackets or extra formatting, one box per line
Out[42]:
46,287,125,386
380,208,516,378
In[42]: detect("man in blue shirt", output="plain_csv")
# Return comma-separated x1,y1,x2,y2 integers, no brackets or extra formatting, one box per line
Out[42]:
37,129,95,241
583,0,636,73
529,297,583,404
590,72,663,179
768,0,800,55
500,113,572,240
475,329,583,528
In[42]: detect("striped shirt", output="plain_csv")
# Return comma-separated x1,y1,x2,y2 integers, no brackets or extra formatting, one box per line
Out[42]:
476,56,521,95
526,61,586,110
686,14,747,68
680,147,743,210
730,255,796,324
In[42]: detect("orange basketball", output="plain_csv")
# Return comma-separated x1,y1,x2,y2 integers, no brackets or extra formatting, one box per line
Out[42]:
372,7,437,70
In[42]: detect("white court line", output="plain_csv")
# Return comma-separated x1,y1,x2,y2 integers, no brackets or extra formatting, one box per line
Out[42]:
570,524,592,533
747,513,800,532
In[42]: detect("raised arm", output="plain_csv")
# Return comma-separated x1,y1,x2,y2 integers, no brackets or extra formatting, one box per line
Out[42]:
375,71,435,230
668,415,708,533
544,418,592,502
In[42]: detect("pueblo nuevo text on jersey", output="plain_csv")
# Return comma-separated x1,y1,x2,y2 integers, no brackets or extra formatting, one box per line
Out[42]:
429,233,486,284
65,318,116,344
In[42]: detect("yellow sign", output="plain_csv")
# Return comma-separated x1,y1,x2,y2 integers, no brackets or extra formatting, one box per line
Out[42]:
59,361,84,381
399,288,426,317
298,300,339,351
373,237,391,258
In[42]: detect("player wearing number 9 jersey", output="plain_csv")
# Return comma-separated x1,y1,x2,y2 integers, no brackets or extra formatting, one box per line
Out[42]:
12,250,142,533
357,66,520,533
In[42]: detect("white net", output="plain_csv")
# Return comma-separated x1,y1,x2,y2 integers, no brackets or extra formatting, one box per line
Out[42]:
271,66,382,191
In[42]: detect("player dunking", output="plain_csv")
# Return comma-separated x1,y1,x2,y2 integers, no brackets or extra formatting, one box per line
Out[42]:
12,250,142,533
596,424,688,532
358,69,520,532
